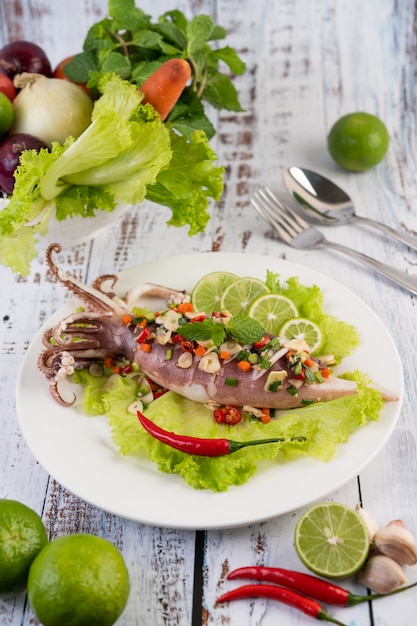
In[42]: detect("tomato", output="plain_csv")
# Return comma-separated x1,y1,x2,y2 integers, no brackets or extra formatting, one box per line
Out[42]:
53,56,90,94
0,73,16,101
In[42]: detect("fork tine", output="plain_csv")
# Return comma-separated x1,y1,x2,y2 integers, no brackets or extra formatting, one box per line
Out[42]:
251,186,308,244
251,190,293,243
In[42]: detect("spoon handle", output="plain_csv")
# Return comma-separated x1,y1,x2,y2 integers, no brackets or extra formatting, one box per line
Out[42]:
353,214,417,251
324,240,417,294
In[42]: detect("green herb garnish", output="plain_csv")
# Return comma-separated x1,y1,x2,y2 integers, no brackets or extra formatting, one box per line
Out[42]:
64,0,246,140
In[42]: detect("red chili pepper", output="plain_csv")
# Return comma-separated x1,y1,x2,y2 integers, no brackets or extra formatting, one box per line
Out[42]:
253,334,270,349
137,327,151,343
190,314,206,323
216,584,348,626
227,566,417,606
180,337,195,352
137,411,303,457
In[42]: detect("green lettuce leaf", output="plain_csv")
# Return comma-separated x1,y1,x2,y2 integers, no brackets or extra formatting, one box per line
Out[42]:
99,372,383,492
0,74,224,275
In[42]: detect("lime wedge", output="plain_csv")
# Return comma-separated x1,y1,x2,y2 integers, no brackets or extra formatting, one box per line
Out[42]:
191,271,239,314
294,502,370,579
220,277,270,316
248,293,298,335
279,317,323,354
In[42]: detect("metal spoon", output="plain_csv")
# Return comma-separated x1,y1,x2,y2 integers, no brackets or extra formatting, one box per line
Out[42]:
284,165,417,251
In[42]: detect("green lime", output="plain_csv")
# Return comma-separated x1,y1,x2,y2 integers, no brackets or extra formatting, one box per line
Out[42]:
0,498,48,594
220,277,270,316
191,271,239,314
328,112,389,172
279,317,323,354
248,293,298,334
294,502,370,579
0,92,14,137
27,534,130,626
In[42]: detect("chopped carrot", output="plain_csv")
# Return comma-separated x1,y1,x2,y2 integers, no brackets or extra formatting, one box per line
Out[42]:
260,408,271,424
140,343,152,353
122,313,133,326
138,318,147,328
139,58,192,121
104,357,114,368
219,351,230,360
321,367,330,379
237,360,251,372
178,302,194,314
113,365,123,375
194,345,206,357
304,357,314,368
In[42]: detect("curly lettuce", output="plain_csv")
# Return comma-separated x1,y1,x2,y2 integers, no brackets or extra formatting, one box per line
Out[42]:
0,73,224,275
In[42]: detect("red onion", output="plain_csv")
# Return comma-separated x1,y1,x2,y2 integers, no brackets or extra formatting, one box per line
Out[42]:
0,40,52,80
0,133,48,194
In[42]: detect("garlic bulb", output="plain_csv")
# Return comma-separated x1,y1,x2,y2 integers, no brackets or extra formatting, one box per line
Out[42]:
12,72,93,146
355,503,379,541
359,554,408,594
373,520,417,566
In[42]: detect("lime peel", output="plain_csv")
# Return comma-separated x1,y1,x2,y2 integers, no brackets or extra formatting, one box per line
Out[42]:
294,502,370,579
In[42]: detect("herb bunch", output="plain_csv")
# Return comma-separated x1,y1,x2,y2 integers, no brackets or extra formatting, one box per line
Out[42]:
65,0,246,139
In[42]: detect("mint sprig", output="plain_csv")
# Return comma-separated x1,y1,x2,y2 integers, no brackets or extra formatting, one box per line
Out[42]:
64,0,246,139
178,316,265,347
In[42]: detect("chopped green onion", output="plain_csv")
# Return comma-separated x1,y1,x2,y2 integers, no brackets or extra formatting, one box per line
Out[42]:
302,399,314,406
287,385,299,396
315,371,324,383
268,380,281,392
248,352,260,365
166,348,173,361
260,357,271,369
304,368,315,384
224,377,238,387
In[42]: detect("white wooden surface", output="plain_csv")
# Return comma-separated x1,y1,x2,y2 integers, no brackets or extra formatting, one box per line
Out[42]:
1,1,417,624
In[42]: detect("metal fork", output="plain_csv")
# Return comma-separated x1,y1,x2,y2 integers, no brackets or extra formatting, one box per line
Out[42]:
252,186,417,295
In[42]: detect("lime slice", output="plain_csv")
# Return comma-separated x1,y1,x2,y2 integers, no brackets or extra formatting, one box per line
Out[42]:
220,277,270,316
247,293,298,334
294,502,370,579
191,271,239,314
279,317,323,353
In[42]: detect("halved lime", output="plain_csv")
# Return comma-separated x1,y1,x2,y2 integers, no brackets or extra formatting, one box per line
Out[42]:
294,502,370,579
191,271,239,314
248,293,298,335
220,277,270,316
279,317,323,354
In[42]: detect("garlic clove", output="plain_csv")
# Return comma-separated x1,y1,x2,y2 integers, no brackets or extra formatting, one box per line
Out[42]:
373,521,417,566
358,554,408,594
355,503,379,540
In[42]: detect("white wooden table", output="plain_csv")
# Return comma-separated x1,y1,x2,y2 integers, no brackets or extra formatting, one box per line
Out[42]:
1,1,417,624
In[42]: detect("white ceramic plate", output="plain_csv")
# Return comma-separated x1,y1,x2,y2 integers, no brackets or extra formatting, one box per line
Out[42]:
16,253,403,529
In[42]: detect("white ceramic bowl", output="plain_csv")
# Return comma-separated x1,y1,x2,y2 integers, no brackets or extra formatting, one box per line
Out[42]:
0,198,132,249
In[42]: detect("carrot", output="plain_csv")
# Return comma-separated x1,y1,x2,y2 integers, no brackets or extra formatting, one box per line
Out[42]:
178,302,194,314
194,345,207,357
122,313,133,326
139,58,192,120
219,351,230,360
237,360,251,372
140,343,152,353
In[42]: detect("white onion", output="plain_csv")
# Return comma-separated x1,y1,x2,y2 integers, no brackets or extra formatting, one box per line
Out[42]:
12,72,93,146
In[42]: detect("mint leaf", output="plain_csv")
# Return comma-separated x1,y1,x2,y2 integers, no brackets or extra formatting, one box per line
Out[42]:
179,320,215,342
214,46,246,75
203,72,245,112
186,15,215,55
227,316,265,344
101,52,132,79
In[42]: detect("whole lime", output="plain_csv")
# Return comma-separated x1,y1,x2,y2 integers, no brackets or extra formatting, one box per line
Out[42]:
27,533,130,626
328,112,389,172
0,91,14,137
0,498,48,594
